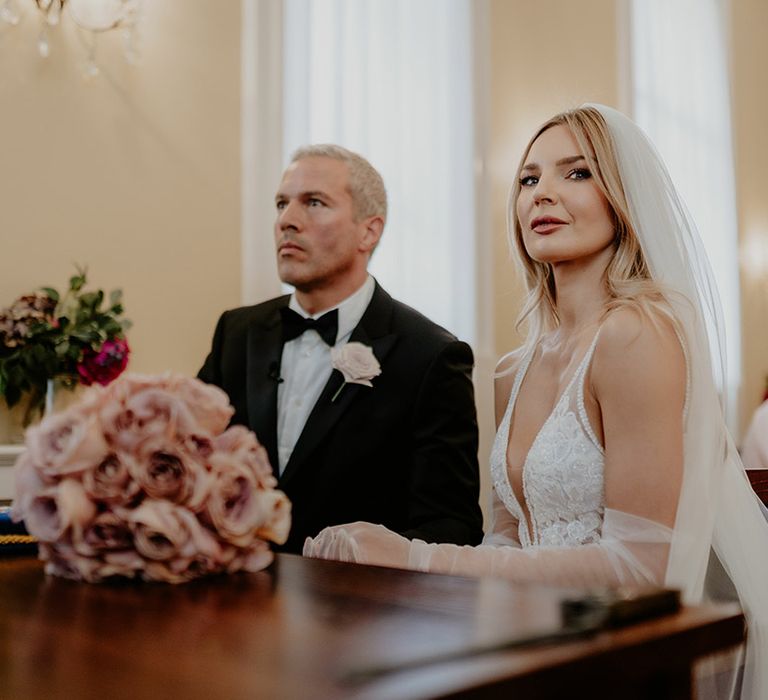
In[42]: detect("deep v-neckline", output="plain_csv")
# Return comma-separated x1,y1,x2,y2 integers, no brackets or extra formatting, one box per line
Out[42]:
498,331,604,545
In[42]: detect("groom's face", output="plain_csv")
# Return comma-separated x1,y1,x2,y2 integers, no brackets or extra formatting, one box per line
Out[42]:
274,156,370,293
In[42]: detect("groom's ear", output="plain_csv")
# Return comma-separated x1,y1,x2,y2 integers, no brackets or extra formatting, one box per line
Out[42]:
359,216,384,255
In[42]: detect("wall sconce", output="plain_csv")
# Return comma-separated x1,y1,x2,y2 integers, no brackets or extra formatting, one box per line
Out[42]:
0,0,140,75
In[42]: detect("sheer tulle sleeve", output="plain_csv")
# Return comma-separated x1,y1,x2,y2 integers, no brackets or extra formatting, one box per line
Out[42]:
481,488,522,547
304,509,672,588
409,509,671,586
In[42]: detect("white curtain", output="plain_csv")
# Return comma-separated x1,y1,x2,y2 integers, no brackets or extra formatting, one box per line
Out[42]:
630,0,742,432
282,0,477,343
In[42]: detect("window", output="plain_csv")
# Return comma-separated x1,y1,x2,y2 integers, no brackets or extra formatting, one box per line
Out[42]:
281,0,478,343
630,0,741,430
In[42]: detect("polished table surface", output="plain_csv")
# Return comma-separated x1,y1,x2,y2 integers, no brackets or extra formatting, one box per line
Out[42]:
0,553,743,700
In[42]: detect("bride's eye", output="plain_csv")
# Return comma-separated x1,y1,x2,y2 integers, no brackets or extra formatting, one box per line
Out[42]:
520,175,538,187
567,168,592,181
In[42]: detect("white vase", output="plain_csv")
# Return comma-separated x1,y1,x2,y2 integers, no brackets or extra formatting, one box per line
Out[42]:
45,379,55,415
1,379,77,445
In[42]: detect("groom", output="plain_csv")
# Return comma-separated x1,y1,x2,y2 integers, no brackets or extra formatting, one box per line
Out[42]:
198,145,483,553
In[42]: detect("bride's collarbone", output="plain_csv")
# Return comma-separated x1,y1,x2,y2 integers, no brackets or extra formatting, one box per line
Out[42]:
507,332,601,462
538,324,600,364
523,339,589,402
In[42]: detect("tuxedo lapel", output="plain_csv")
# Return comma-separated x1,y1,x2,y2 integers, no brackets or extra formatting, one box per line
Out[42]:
246,303,285,476
279,284,398,487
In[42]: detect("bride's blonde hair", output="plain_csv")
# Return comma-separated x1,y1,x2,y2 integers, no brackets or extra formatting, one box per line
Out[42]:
508,106,677,350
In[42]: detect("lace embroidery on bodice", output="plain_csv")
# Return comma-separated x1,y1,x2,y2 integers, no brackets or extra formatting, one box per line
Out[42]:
490,332,605,548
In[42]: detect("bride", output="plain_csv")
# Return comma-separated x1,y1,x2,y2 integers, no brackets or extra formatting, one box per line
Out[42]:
304,105,768,698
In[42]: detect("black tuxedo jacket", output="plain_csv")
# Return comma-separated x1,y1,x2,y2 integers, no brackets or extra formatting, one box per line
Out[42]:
198,283,483,553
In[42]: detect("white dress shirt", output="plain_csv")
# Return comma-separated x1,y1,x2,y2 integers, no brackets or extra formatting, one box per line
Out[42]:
276,275,375,474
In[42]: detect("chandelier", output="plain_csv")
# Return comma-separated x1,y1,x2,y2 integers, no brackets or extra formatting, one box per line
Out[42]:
0,0,140,75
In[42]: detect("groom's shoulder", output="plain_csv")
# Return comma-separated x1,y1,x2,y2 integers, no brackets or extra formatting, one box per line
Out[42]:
386,294,470,357
216,295,290,332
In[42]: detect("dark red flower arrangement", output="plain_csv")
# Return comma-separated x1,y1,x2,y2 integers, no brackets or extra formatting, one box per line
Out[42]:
0,266,131,423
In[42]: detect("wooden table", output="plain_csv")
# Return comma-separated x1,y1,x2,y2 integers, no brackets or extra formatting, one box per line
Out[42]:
0,553,743,700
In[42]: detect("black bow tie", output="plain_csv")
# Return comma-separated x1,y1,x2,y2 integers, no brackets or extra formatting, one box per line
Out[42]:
280,307,339,347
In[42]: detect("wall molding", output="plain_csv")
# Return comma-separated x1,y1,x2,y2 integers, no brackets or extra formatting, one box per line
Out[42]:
0,445,22,501
240,0,284,306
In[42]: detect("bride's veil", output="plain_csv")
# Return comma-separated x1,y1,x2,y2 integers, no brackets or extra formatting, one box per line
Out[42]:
591,103,768,700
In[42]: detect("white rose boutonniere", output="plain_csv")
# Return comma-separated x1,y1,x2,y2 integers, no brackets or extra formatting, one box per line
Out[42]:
330,342,382,402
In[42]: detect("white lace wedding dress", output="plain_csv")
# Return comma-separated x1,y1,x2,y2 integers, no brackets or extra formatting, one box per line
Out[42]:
488,332,605,550
398,329,673,586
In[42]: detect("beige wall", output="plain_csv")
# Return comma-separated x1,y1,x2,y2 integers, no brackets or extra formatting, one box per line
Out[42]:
0,1,242,438
1,1,765,443
488,0,620,358
732,0,768,437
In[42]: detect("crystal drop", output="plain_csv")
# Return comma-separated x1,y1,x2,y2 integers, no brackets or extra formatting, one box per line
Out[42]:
84,34,99,77
37,30,50,58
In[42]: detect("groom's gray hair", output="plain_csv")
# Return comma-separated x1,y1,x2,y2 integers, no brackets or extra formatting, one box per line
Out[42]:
291,144,388,224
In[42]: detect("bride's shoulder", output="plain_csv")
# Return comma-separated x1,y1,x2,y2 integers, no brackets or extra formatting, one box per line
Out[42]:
594,305,685,389
598,305,680,354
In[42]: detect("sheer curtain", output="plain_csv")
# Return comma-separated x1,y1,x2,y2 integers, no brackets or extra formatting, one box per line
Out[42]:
281,0,477,344
630,0,742,432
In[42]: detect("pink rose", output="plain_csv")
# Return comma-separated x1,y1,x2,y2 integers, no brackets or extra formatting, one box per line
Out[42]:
226,538,274,574
213,426,276,487
129,499,221,563
99,386,198,454
331,342,381,386
330,342,381,400
25,409,110,479
74,510,134,556
69,383,108,416
143,544,234,583
103,373,168,401
99,549,146,578
180,433,214,461
254,490,291,545
38,542,105,582
81,452,141,505
128,438,212,511
23,493,63,541
23,479,97,542
169,377,234,436
205,456,263,546
12,452,46,518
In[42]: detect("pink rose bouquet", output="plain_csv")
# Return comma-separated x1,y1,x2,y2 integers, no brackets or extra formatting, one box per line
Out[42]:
11,373,291,583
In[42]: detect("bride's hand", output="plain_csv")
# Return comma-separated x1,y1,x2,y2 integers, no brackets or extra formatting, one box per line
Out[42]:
303,522,410,568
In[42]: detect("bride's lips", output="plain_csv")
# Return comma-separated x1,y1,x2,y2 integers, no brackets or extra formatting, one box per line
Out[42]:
530,216,567,234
